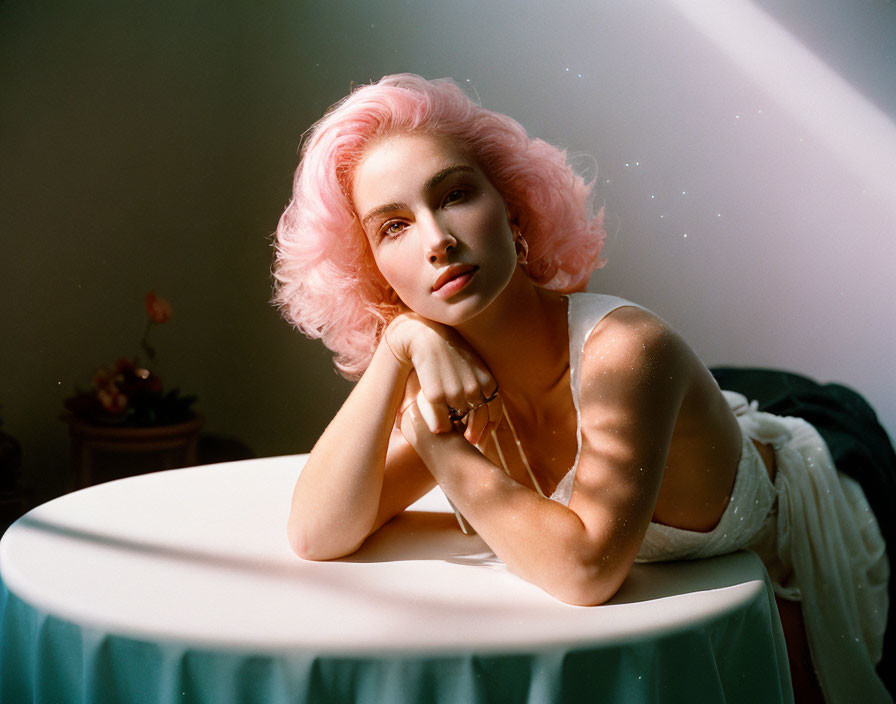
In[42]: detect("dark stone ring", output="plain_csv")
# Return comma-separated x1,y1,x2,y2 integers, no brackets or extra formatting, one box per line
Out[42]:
447,406,468,423
447,385,499,423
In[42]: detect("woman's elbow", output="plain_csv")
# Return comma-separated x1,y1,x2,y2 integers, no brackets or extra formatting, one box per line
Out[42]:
287,520,319,560
287,518,359,561
286,535,313,563
549,561,629,607
553,580,617,607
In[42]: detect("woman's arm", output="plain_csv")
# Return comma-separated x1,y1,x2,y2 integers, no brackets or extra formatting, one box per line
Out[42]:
288,313,501,560
399,308,692,605
288,336,418,560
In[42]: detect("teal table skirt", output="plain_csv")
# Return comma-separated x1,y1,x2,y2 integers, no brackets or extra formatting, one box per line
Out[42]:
0,456,792,704
0,581,789,704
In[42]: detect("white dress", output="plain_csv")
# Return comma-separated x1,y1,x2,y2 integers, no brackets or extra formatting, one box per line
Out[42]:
549,292,891,704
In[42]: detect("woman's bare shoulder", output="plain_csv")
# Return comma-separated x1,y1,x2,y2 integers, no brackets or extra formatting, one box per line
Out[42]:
580,304,693,389
564,305,692,572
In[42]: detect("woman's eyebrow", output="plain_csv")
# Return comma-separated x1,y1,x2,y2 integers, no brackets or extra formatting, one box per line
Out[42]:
361,203,403,228
360,165,476,228
424,164,475,191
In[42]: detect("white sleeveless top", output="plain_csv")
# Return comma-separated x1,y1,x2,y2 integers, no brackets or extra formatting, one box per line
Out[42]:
548,293,775,561
549,292,890,703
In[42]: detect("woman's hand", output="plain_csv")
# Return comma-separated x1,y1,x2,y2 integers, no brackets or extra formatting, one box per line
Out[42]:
385,313,502,445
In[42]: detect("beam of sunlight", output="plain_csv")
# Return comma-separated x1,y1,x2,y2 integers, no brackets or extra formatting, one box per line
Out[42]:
665,0,896,207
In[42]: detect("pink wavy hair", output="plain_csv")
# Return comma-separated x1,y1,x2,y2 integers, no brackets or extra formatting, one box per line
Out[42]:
273,73,606,379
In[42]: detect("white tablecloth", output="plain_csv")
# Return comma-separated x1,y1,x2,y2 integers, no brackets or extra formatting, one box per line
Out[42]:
0,455,793,703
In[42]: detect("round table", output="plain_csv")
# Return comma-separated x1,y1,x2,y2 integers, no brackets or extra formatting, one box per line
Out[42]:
0,455,792,703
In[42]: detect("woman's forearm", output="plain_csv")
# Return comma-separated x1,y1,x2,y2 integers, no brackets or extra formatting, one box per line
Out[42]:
404,414,623,606
288,341,411,560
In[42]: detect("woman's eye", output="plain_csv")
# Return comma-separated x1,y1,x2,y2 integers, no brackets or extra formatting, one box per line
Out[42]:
443,188,467,205
381,221,406,238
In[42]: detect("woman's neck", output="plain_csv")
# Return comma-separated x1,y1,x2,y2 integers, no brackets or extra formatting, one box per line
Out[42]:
455,270,570,418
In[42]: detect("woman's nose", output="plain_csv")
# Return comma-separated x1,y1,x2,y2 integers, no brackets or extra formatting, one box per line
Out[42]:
421,216,456,263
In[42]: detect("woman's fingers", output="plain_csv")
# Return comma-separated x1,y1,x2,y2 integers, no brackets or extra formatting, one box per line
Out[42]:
414,361,494,434
464,407,488,446
415,389,449,434
458,345,494,391
407,382,502,450
388,312,499,436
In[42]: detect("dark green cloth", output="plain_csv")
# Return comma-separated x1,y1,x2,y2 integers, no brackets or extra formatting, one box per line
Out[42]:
711,367,896,692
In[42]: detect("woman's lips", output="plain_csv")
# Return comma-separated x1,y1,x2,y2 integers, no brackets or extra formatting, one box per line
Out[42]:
432,265,478,299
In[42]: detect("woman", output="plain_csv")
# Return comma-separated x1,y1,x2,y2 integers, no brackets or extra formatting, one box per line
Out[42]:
274,74,889,703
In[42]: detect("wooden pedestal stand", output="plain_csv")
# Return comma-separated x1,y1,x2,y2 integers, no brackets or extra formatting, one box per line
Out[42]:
62,414,203,491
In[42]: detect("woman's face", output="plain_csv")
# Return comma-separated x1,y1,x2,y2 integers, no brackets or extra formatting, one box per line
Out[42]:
352,132,518,326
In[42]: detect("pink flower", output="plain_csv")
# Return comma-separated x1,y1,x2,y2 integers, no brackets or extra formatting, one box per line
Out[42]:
145,291,173,324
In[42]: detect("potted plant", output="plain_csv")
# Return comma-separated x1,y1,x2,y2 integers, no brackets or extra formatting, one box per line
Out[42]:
63,292,197,427
61,292,201,489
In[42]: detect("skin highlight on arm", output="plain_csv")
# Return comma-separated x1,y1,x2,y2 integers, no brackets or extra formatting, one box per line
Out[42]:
399,308,694,606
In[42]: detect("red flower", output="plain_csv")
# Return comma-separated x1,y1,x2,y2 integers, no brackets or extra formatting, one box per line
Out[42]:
114,357,135,373
145,291,173,324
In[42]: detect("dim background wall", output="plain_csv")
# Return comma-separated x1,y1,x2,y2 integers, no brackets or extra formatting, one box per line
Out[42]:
2,0,894,503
